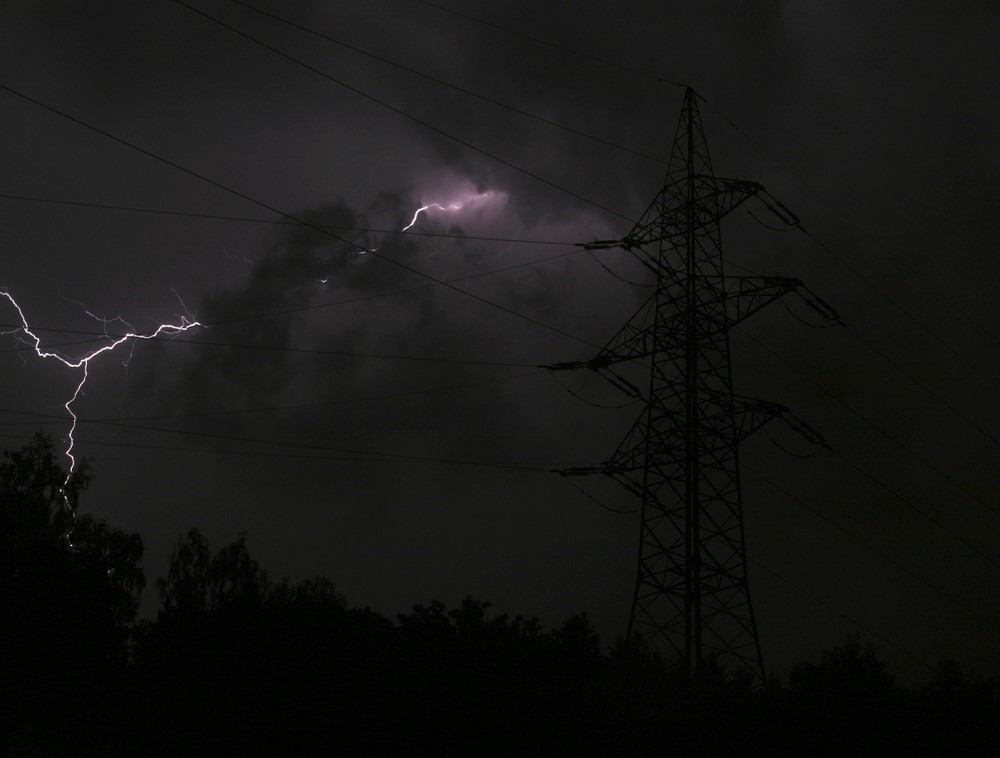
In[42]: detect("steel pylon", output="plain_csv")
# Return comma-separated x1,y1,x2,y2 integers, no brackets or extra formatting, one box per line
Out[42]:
555,88,832,684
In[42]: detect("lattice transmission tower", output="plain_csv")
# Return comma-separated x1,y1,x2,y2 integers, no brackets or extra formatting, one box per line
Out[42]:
551,88,835,684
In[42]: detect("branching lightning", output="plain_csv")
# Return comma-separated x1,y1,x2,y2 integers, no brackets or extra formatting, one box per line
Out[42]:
1,288,201,493
0,189,493,494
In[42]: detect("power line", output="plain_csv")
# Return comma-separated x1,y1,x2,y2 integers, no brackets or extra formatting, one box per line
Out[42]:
696,90,1000,354
825,444,1000,572
153,336,541,367
843,322,1000,450
170,0,634,225
0,82,600,350
742,321,1000,572
0,192,579,248
0,322,542,368
408,0,687,89
0,430,554,471
701,91,1000,392
745,464,1000,634
796,226,1000,394
738,326,1000,522
559,474,638,515
225,0,668,166
749,557,936,673
0,239,606,359
0,371,545,427
0,409,558,472
201,246,598,331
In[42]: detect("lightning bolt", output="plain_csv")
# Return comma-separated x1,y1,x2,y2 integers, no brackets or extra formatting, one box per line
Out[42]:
351,191,495,259
401,192,493,232
401,202,463,232
1,288,201,494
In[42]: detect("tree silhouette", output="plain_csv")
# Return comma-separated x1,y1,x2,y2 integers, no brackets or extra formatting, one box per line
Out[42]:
157,528,270,619
786,638,911,752
919,659,1000,753
6,437,999,755
0,435,144,753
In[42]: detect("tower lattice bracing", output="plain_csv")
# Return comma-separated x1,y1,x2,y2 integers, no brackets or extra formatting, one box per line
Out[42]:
556,89,830,684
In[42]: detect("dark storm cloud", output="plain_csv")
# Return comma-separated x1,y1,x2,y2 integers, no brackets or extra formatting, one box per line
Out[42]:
162,200,391,414
143,182,613,489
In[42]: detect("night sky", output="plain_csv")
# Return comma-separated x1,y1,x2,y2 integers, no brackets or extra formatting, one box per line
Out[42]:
2,0,998,684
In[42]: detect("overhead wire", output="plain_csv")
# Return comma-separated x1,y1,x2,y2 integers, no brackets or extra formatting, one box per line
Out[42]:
0,239,606,360
0,372,543,430
780,298,841,330
584,247,654,288
753,348,987,583
736,325,1000,646
699,97,1000,419
203,245,599,331
843,321,1000,450
697,89,1000,353
749,557,936,673
0,192,579,248
0,321,542,368
687,98,1000,581
559,474,638,515
738,326,1000,522
407,0,688,89
0,430,554,471
170,0,634,225
825,445,1000,572
761,426,824,459
0,407,558,472
795,226,1000,395
546,370,639,410
728,164,999,404
224,0,668,166
0,81,601,350
745,463,1000,634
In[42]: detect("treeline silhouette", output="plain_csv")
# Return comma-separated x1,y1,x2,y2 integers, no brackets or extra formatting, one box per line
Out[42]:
2,435,998,756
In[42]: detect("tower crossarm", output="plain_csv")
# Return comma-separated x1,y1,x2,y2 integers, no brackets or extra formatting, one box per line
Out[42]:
704,176,765,221
581,177,765,262
620,176,764,252
726,275,803,326
559,395,827,483
729,395,788,440
725,394,829,448
543,274,806,385
559,394,790,482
